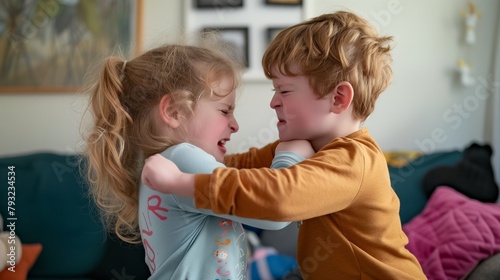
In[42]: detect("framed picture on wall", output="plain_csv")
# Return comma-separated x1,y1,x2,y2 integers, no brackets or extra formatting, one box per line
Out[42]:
201,27,249,67
265,0,302,6
266,27,287,45
0,0,143,93
185,0,302,80
195,0,244,9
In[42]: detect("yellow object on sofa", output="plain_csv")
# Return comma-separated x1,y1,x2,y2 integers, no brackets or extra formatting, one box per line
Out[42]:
384,151,422,167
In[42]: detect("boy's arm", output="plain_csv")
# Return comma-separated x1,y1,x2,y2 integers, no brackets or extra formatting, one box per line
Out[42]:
224,140,280,168
145,144,290,230
142,140,313,196
192,140,366,222
142,140,333,222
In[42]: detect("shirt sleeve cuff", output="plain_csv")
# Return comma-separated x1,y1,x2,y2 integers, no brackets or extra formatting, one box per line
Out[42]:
271,151,306,169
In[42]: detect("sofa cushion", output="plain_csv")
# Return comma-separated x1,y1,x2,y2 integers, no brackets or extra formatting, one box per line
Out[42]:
403,186,500,279
388,150,463,224
0,243,42,280
0,153,106,277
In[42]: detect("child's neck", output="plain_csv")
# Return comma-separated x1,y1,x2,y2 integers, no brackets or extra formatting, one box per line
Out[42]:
337,122,362,137
311,120,362,152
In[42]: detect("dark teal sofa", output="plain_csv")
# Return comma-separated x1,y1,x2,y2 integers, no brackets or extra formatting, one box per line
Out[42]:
0,153,150,280
2,148,498,280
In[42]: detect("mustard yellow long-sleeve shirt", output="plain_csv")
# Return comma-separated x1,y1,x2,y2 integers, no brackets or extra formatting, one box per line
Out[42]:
195,128,426,279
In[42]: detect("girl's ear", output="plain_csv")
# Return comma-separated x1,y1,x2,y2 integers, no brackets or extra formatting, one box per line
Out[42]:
159,94,180,128
330,81,354,114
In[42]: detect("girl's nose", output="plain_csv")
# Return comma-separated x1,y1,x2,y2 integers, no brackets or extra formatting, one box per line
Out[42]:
229,116,239,133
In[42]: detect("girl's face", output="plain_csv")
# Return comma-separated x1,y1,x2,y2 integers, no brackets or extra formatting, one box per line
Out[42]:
270,74,335,150
186,76,239,162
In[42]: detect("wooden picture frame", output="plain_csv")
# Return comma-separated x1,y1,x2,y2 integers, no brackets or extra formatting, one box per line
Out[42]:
0,0,143,93
201,27,249,67
195,0,244,9
265,0,302,6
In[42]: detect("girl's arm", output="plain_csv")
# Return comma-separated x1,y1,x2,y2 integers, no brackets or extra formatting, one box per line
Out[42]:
142,154,195,197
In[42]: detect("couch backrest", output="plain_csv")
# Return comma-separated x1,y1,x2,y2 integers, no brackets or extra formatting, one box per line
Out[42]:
0,153,149,278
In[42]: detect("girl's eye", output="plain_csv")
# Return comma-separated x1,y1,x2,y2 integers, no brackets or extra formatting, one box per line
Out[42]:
220,110,229,115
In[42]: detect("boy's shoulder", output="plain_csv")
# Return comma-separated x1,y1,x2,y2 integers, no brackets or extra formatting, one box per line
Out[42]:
323,128,374,148
320,128,383,158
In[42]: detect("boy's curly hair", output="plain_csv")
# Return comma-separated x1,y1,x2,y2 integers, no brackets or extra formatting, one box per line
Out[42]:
263,11,393,121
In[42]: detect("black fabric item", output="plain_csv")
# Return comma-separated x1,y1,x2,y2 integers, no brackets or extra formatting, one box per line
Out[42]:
88,234,150,279
423,143,499,202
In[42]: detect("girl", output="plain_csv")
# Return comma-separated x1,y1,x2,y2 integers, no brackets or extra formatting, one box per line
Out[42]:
83,44,292,279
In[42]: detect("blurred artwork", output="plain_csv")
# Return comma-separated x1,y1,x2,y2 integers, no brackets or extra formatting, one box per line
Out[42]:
0,0,138,91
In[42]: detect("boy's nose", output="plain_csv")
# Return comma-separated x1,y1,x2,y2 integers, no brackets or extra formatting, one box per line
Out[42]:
270,92,282,109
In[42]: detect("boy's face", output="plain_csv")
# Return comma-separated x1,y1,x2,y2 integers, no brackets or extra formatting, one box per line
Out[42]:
270,73,335,147
186,76,239,162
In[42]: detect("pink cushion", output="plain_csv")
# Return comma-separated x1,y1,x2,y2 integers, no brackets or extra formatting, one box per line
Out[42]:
403,186,500,280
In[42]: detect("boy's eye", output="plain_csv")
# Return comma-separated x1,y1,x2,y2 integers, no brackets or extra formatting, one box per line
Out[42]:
272,88,290,94
220,110,229,115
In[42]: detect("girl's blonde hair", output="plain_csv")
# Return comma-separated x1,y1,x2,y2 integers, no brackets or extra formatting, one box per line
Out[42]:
262,11,393,121
83,44,241,243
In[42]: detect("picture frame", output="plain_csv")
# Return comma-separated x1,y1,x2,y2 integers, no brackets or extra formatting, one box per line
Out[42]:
0,0,143,93
201,27,249,67
195,0,244,9
265,0,302,6
266,27,287,45
185,0,302,80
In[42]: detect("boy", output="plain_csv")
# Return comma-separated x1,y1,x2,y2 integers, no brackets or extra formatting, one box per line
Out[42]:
142,11,426,279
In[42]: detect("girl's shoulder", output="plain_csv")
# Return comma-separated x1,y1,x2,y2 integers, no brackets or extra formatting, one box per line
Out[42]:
163,142,202,156
162,143,210,162
161,143,225,174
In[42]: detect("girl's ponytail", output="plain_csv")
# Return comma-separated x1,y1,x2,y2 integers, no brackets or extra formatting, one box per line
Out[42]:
85,57,141,243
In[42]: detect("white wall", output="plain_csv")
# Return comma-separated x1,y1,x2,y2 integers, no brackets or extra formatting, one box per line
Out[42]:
0,0,498,157
304,0,499,154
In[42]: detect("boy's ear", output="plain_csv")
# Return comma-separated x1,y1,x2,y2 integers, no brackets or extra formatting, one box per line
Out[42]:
330,81,354,114
159,94,180,128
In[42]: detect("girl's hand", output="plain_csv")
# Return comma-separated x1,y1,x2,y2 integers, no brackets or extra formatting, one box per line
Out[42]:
276,140,315,159
141,154,195,197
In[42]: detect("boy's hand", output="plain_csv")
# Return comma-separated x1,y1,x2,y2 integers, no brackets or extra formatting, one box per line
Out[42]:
141,154,195,197
276,140,315,158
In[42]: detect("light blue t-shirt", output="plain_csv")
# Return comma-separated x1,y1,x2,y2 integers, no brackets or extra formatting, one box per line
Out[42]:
139,143,304,279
